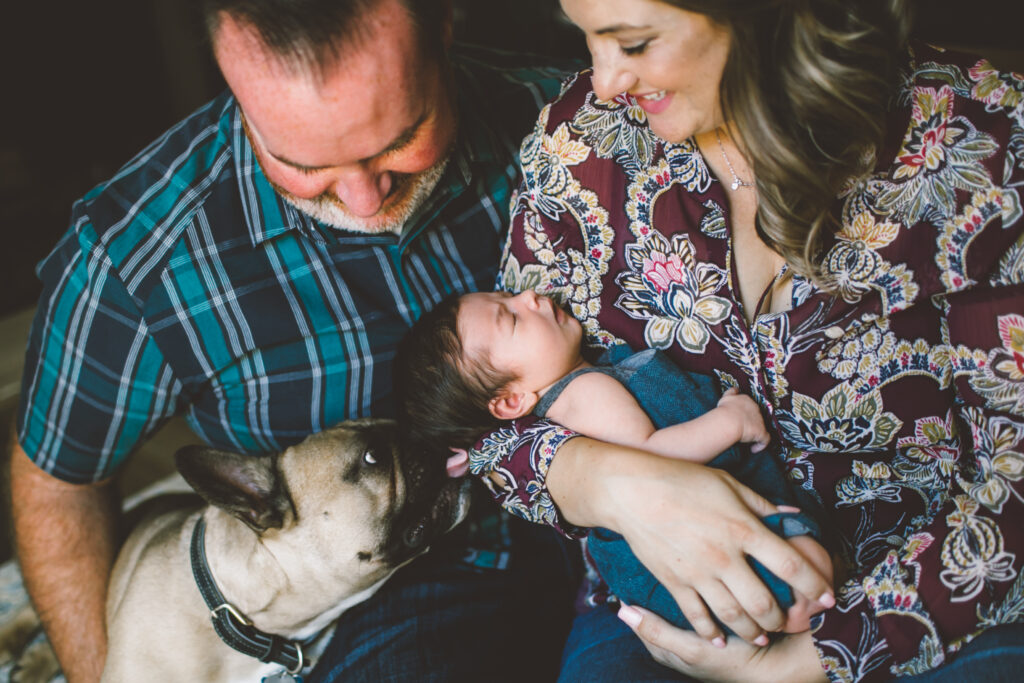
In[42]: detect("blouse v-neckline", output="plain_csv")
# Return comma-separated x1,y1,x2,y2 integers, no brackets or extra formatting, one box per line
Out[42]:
689,135,795,326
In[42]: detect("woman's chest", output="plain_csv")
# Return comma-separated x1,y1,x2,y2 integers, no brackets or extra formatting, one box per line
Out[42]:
580,220,958,460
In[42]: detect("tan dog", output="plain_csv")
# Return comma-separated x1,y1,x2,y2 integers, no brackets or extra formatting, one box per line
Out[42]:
98,418,469,682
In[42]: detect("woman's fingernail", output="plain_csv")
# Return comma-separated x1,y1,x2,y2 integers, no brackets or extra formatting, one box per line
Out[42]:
617,604,642,629
754,634,769,647
776,505,801,513
712,637,726,649
818,592,836,608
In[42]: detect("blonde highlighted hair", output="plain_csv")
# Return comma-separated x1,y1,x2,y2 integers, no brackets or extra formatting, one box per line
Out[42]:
665,0,912,283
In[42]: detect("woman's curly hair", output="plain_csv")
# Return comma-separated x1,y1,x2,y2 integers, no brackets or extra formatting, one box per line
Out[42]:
664,0,912,284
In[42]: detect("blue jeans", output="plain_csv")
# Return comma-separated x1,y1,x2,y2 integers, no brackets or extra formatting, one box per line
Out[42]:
307,496,580,683
899,622,1024,682
561,604,1024,682
560,604,694,682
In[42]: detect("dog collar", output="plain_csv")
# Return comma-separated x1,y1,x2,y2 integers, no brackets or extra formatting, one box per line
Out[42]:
190,516,307,678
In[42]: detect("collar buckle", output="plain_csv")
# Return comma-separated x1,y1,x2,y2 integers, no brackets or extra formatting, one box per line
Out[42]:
211,602,253,627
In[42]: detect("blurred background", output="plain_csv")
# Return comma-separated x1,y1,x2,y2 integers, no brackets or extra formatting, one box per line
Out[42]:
0,0,1021,562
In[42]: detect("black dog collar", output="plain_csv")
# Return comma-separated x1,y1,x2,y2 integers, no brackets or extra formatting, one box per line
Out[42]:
190,516,307,676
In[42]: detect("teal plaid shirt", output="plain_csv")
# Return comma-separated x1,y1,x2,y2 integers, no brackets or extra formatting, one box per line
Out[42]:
18,47,569,483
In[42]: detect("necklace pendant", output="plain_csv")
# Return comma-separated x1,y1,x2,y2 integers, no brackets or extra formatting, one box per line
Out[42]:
731,180,740,190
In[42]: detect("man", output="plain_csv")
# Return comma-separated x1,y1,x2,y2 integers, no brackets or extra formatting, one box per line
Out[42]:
9,0,576,680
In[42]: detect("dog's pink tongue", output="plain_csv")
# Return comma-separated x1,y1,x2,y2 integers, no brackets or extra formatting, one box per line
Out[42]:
446,449,470,478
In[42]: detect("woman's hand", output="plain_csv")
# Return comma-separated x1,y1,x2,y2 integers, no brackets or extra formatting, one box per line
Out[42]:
618,604,828,683
547,438,834,644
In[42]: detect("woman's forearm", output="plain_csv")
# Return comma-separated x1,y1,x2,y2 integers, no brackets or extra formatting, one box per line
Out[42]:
546,436,639,529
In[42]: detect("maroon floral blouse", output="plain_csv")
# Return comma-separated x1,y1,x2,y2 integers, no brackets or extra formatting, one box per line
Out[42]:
469,44,1024,681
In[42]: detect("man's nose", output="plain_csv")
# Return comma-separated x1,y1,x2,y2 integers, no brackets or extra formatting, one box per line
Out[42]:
590,47,636,102
330,167,393,217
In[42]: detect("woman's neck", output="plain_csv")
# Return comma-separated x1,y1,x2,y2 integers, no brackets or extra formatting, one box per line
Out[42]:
695,126,790,324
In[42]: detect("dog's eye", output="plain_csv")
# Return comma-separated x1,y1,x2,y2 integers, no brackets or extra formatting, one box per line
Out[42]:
362,450,377,466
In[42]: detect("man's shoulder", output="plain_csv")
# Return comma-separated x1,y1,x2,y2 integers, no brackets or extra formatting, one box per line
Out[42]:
77,91,238,240
453,45,581,146
453,44,578,95
41,91,244,303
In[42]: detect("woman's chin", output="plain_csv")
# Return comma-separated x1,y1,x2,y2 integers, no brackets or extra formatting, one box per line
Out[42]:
648,118,692,145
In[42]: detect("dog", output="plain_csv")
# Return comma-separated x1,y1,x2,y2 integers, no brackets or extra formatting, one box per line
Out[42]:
94,418,469,682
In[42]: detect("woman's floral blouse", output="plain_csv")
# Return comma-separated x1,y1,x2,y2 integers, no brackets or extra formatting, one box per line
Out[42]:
470,44,1024,681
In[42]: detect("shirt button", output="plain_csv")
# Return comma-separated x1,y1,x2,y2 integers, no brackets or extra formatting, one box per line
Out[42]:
824,325,845,339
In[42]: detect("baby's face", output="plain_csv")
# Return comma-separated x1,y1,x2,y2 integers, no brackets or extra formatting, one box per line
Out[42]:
458,290,583,394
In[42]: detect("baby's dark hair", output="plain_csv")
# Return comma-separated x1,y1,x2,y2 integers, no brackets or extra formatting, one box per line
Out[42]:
394,292,515,452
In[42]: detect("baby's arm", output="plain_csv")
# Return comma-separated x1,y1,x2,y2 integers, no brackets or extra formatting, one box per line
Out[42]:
546,373,769,463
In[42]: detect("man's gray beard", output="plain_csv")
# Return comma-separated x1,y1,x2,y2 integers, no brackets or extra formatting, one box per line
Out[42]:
281,155,450,235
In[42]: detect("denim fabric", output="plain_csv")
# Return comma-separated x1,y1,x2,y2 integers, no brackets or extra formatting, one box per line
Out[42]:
308,498,581,683
559,603,696,682
588,513,821,633
897,623,1024,682
584,346,823,632
561,608,1024,682
591,346,819,509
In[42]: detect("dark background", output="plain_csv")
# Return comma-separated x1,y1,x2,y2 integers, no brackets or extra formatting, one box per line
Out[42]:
0,0,1020,319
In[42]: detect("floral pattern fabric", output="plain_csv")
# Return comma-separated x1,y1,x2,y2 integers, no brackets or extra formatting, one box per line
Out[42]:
472,45,1024,681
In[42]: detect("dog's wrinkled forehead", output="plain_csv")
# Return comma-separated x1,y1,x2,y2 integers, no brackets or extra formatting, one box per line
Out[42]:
304,418,397,459
279,418,404,500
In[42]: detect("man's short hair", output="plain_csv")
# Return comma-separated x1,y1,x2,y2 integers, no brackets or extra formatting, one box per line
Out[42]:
202,0,446,75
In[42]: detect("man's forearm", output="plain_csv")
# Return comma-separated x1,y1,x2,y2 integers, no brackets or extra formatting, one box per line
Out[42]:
8,441,118,683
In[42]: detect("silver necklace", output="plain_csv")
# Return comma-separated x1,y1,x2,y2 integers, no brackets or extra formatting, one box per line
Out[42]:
715,129,754,191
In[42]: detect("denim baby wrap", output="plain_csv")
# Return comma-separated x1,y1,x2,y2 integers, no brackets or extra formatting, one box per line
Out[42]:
534,345,822,632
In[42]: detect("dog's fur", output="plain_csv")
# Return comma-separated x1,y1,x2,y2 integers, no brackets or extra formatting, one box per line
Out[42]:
95,418,468,682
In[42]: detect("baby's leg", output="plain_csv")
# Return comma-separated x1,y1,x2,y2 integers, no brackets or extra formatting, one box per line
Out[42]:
781,535,833,633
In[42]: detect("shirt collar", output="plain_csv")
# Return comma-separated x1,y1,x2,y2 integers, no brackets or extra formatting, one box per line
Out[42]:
227,52,512,249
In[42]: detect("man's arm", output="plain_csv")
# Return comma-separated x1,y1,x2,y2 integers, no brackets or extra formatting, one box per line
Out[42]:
8,439,118,683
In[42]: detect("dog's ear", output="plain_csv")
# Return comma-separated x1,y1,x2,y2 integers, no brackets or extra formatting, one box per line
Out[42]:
174,446,290,533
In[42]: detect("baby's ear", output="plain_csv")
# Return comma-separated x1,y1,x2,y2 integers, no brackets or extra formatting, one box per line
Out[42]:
488,389,536,420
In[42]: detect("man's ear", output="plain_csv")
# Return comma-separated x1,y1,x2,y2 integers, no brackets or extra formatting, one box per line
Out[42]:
488,389,535,420
174,445,291,533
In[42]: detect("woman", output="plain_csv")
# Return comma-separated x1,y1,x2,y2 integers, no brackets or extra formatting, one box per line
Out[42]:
469,0,1024,680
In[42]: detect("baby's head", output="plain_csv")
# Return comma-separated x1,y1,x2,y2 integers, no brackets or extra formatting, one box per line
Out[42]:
395,289,582,450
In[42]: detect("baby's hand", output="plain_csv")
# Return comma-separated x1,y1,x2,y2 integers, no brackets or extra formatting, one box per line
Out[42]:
717,388,770,452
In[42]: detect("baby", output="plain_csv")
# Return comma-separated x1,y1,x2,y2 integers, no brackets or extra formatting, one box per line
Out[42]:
395,289,833,634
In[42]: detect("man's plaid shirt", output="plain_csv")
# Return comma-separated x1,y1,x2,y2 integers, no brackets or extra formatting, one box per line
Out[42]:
18,48,568,483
